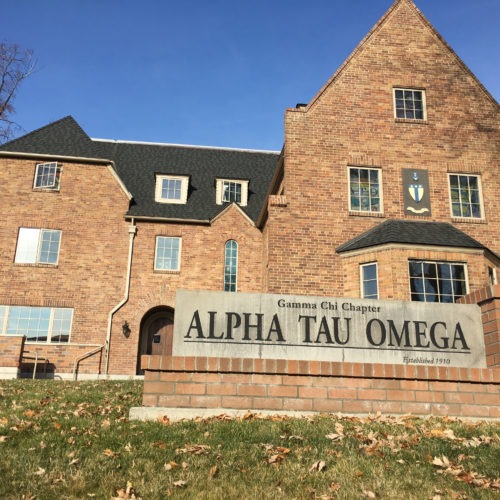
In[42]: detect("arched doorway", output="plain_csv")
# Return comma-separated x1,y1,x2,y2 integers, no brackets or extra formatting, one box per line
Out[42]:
136,307,174,374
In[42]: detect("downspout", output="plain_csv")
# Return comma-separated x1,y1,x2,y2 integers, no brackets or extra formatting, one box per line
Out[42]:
104,219,137,376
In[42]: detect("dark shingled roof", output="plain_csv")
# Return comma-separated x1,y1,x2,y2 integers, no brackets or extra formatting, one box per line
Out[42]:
336,219,490,253
0,116,280,223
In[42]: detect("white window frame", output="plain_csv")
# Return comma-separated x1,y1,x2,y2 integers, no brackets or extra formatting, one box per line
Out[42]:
360,262,379,299
408,260,469,303
0,305,73,343
155,175,189,204
447,173,484,220
154,236,182,271
216,179,249,207
33,162,61,190
15,228,62,265
348,167,383,213
393,88,426,120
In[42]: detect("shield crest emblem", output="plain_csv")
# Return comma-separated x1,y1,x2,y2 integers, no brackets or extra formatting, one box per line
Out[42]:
409,183,424,203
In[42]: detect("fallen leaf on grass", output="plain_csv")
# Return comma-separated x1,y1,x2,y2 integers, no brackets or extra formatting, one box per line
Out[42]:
158,415,170,425
176,444,211,455
329,482,341,493
164,461,178,471
325,433,343,443
309,460,326,473
173,480,187,488
0,435,8,443
209,465,219,479
153,440,167,449
361,490,376,498
103,448,119,458
113,481,141,499
34,467,46,476
263,444,291,466
432,456,450,468
432,455,500,490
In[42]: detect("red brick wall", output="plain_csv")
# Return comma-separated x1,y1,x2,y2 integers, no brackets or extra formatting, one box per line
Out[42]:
142,355,499,419
266,0,499,297
108,205,266,375
0,156,130,374
459,285,500,368
0,336,25,368
340,247,494,301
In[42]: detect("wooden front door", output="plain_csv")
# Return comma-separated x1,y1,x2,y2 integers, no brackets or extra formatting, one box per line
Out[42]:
149,316,173,356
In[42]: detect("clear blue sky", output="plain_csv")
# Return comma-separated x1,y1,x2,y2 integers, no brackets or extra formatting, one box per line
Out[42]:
2,0,499,151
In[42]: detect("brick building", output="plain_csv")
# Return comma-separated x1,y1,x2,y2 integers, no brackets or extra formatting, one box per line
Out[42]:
1,0,498,379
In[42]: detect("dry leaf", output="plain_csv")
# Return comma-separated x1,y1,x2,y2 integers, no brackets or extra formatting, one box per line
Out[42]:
164,461,178,471
173,480,187,488
309,460,327,472
209,465,219,479
158,415,170,425
176,444,211,455
326,433,343,442
0,435,8,443
432,456,444,468
329,482,341,493
103,448,118,458
34,467,46,476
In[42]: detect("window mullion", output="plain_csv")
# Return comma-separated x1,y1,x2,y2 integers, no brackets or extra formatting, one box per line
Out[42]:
47,308,55,343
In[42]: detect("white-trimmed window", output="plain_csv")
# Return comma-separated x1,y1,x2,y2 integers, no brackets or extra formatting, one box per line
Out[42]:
155,175,189,204
224,240,238,292
393,88,426,120
361,263,378,299
34,162,61,190
154,236,181,271
409,260,468,303
349,167,382,213
0,305,73,343
448,173,483,219
15,228,61,265
216,179,249,206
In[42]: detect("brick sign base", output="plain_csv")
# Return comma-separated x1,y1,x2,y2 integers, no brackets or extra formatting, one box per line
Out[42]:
141,355,500,419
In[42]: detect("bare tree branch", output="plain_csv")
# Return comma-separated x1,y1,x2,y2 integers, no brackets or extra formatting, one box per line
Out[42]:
0,42,36,143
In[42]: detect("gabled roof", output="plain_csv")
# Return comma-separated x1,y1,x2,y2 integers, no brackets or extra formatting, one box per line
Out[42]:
296,0,497,113
0,116,281,223
336,220,493,255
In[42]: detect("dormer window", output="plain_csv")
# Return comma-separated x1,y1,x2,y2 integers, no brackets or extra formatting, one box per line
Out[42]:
34,162,61,190
155,175,189,204
216,179,249,206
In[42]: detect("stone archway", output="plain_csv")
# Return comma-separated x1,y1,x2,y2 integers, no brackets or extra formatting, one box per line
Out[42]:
136,306,174,375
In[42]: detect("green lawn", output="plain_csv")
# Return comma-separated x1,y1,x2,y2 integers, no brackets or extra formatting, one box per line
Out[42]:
0,380,498,499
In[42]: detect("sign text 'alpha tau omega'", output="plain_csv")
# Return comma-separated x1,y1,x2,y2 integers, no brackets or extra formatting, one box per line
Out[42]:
174,290,486,368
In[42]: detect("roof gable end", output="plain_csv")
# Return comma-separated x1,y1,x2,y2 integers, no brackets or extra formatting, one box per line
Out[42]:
296,0,497,114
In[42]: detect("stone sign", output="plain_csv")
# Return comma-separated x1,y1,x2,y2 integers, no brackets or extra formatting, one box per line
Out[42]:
173,290,486,368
